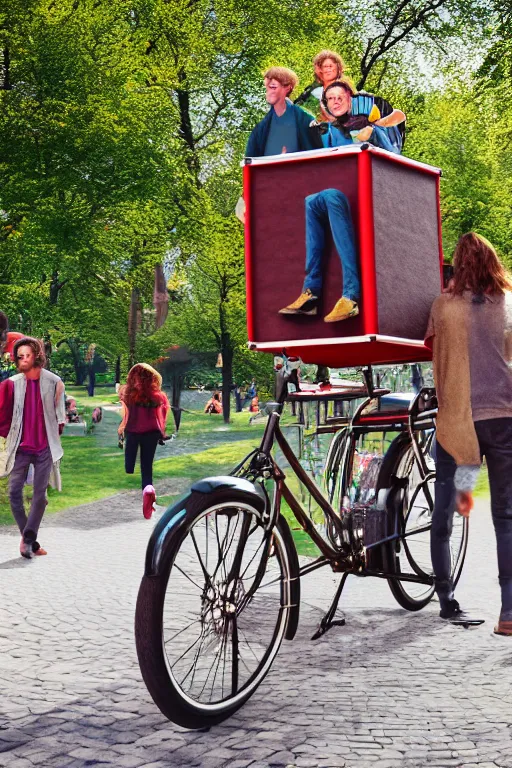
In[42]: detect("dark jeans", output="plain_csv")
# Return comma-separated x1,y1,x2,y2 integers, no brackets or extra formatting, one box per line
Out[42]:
432,418,512,617
9,447,53,543
125,430,160,490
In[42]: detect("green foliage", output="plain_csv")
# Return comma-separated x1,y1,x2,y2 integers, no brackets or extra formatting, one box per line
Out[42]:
0,0,508,389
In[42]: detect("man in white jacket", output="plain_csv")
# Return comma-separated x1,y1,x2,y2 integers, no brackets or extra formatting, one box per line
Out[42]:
0,337,65,558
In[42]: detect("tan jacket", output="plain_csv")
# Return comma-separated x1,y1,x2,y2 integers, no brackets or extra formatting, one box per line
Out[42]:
426,291,512,468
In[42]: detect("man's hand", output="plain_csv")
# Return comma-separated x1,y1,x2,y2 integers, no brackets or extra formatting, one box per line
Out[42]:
235,196,245,224
355,125,374,142
456,490,474,518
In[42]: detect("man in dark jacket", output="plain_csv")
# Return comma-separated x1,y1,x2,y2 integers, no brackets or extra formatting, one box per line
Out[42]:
245,66,321,157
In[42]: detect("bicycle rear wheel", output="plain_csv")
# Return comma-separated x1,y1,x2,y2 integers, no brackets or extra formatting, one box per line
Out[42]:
380,434,468,611
135,488,297,728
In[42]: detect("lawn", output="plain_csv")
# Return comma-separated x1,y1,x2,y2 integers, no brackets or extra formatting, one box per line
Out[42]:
0,386,490,559
0,387,267,524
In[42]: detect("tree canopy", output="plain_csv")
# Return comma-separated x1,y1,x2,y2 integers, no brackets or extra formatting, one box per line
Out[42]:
1,0,509,408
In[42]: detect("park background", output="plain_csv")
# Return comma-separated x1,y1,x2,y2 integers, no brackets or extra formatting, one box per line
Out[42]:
0,0,510,525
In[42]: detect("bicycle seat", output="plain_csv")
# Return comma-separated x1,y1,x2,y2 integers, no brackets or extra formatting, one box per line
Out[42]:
377,393,415,412
356,392,413,425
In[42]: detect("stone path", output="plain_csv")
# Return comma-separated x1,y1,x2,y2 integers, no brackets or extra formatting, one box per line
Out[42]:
1,492,511,768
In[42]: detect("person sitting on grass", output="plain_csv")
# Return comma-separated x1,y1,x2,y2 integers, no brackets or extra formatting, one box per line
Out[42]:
204,392,222,414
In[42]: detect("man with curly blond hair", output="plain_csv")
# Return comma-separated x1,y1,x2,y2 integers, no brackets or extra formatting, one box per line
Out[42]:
245,66,321,157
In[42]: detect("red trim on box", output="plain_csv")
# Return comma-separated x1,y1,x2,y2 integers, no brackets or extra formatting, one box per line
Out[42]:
243,164,254,340
436,174,444,285
369,149,441,177
243,145,442,177
249,337,433,368
358,150,378,335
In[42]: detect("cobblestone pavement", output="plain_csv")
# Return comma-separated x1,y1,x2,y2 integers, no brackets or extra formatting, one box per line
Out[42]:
1,492,511,768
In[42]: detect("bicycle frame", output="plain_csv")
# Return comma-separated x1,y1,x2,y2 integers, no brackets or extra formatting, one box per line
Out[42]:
236,365,436,589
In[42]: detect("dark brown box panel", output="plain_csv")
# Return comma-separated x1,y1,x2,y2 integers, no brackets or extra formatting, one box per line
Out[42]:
372,157,442,340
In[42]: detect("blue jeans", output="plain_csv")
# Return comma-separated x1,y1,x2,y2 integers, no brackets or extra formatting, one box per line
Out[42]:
303,189,359,301
432,419,512,618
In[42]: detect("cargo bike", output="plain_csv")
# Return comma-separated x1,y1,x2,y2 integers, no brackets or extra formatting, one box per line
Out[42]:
135,146,467,728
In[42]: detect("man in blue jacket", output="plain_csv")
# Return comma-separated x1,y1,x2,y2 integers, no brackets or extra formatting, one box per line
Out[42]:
245,67,321,157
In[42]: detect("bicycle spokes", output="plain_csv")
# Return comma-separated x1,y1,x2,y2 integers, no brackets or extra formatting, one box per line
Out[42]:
161,506,288,706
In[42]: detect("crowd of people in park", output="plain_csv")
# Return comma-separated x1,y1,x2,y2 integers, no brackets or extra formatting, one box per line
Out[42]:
0,48,511,637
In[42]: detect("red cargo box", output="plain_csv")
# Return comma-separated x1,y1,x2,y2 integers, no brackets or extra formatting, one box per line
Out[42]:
243,144,442,368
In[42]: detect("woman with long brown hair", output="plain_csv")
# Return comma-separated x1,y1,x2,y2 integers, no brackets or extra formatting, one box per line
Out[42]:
425,232,512,634
118,363,170,519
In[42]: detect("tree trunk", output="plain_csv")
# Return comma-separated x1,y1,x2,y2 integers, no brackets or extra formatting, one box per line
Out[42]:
128,287,140,369
221,346,233,424
49,271,64,305
177,67,200,182
153,263,169,330
115,355,121,385
171,372,184,432
66,339,85,385
1,48,11,90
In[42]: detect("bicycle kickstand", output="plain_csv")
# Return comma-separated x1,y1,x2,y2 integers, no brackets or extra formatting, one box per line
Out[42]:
311,572,349,640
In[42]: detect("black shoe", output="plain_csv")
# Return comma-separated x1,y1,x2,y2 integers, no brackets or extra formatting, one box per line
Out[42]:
439,599,485,626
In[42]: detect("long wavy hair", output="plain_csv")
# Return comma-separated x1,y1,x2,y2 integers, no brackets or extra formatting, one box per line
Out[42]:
121,363,163,407
13,336,46,369
451,232,512,296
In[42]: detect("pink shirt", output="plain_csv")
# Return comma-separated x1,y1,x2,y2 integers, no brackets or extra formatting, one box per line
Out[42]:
0,378,48,451
0,379,14,438
125,393,169,434
19,379,48,453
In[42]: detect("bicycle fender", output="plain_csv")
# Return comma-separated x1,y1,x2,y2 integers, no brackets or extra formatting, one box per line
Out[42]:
144,478,267,577
144,492,193,577
191,475,266,509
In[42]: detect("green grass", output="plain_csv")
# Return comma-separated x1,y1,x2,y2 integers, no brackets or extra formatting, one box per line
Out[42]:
0,385,492,558
474,465,490,497
0,387,267,526
65,386,120,407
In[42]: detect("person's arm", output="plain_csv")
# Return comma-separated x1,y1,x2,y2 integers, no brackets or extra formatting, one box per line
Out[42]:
0,379,14,438
118,401,129,435
160,393,170,435
424,306,435,351
453,465,480,517
245,129,258,158
375,109,406,128
55,380,66,425
245,114,268,158
235,196,246,224
356,124,400,153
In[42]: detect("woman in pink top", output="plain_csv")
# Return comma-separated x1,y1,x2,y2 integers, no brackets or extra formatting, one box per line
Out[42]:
118,363,170,519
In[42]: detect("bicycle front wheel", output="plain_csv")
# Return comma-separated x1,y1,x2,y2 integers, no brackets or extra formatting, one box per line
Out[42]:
135,489,296,728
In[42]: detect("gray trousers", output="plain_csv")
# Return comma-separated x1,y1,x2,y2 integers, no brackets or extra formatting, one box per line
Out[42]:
9,448,53,542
